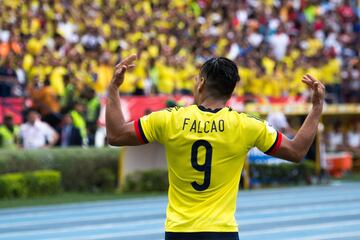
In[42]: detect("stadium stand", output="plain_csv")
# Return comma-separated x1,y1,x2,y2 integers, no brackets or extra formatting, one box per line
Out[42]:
0,0,359,148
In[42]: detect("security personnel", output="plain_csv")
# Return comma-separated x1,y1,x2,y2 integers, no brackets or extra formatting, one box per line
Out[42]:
70,102,87,145
85,89,100,146
0,114,19,149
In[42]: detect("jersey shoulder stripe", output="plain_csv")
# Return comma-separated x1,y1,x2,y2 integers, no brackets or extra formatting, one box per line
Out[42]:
134,119,149,144
245,113,265,122
166,106,182,112
264,131,282,155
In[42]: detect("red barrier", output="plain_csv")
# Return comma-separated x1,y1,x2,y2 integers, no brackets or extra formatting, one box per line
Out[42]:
1,95,305,125
119,95,247,121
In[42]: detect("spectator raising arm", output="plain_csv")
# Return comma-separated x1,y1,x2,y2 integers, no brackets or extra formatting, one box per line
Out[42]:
106,54,141,146
271,74,325,163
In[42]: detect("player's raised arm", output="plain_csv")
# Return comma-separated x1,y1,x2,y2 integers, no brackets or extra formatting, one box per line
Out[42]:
105,54,142,146
270,74,325,163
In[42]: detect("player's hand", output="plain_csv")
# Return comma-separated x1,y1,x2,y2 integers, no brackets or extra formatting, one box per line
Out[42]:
301,74,325,109
110,54,137,88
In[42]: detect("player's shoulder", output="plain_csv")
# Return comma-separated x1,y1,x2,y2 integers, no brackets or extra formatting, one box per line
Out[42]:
243,113,266,122
164,105,184,113
234,112,267,127
159,105,184,117
153,105,186,120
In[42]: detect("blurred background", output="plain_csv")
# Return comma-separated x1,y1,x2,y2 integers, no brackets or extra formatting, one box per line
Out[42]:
0,0,359,239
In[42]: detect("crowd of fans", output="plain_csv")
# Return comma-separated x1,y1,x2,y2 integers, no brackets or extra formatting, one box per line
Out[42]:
0,0,359,149
0,0,359,98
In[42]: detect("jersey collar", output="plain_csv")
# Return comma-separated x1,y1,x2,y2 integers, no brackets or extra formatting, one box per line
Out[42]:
197,105,223,113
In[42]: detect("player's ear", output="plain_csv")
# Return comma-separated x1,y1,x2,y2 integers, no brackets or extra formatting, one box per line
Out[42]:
198,77,205,93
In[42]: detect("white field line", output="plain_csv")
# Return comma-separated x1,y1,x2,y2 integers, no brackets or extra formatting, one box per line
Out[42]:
46,228,165,240
0,196,167,214
237,201,360,217
1,200,360,229
0,202,166,221
237,208,360,225
287,230,360,240
7,219,360,240
0,209,165,228
2,207,360,238
0,219,165,239
1,189,359,223
0,182,358,216
240,219,360,237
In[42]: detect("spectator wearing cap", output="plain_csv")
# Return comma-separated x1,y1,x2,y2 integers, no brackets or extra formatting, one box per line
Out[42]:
18,110,59,149
0,114,19,149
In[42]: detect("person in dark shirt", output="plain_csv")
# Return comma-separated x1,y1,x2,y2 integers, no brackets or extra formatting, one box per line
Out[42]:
0,58,17,97
56,113,83,147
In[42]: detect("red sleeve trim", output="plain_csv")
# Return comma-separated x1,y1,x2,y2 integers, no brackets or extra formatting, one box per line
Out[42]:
134,120,145,144
265,131,283,155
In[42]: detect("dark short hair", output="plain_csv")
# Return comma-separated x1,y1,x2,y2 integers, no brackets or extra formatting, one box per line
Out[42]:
27,109,39,116
4,114,13,121
200,57,240,99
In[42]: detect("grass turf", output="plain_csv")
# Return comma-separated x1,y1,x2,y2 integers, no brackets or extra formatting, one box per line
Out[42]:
0,192,165,209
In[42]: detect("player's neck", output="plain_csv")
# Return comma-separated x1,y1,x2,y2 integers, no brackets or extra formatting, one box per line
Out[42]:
198,98,226,110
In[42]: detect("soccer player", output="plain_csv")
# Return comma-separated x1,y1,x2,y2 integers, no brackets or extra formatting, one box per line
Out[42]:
106,54,325,240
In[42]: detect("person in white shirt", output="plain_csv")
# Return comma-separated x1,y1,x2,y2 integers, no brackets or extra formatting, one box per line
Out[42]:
326,122,345,152
346,120,360,149
266,111,296,137
345,120,360,159
19,110,59,149
268,27,290,61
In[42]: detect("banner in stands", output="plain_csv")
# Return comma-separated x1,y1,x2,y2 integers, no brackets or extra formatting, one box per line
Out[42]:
0,98,24,124
2,97,359,125
97,95,360,125
121,95,244,121
97,96,246,123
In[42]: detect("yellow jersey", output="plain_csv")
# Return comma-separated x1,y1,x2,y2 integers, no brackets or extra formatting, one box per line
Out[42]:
134,105,282,233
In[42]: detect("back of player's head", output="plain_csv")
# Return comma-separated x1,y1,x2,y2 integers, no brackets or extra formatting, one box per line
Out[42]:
200,57,240,100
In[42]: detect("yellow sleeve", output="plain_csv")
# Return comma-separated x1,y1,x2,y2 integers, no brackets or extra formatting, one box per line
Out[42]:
245,115,282,154
135,110,170,144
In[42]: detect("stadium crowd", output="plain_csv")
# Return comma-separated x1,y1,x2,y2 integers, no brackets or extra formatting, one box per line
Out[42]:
0,0,359,149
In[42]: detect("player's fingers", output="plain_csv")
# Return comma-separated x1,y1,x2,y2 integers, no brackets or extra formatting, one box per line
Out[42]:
115,60,123,68
301,76,311,83
115,69,122,76
313,81,319,91
306,74,318,83
307,74,325,89
301,80,313,88
301,77,313,87
314,82,326,99
127,64,136,70
115,66,127,77
306,76,316,84
121,54,137,66
121,65,127,73
115,54,137,69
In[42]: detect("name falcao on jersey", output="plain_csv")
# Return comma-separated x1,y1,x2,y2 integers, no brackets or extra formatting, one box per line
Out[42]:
182,118,224,133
